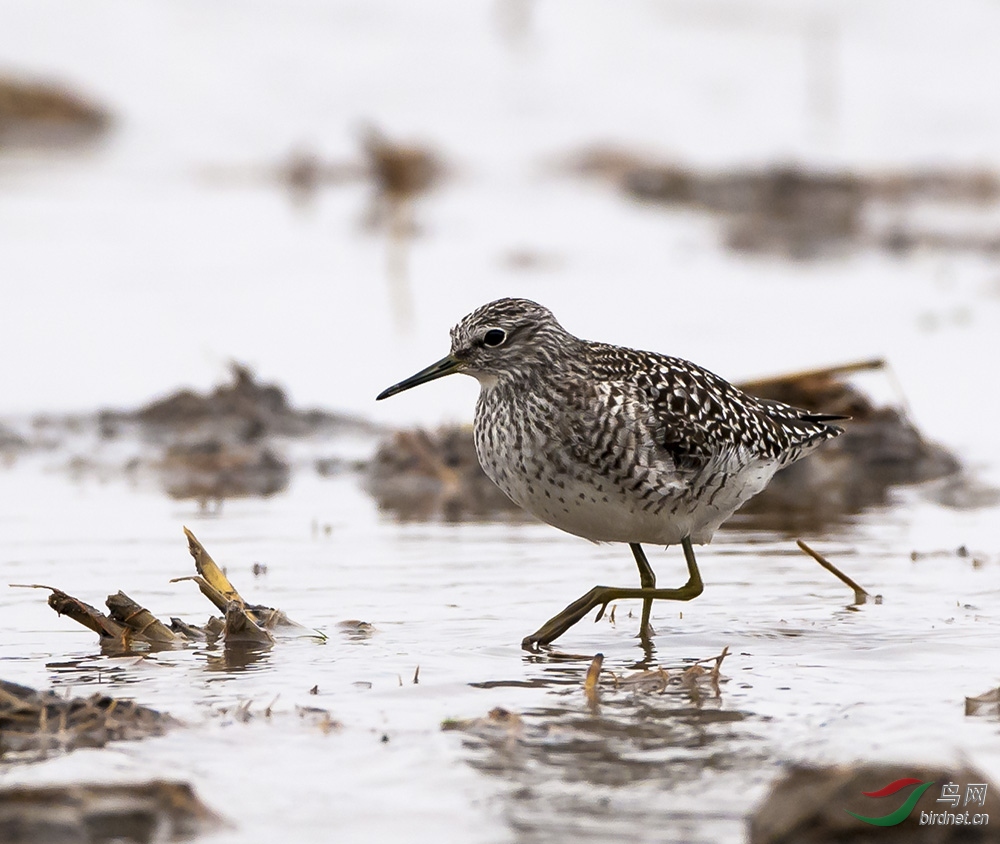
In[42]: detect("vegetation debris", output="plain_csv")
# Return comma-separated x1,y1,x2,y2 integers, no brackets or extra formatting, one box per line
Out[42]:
583,653,603,706
441,707,524,735
0,780,222,844
607,647,730,701
362,124,445,228
965,686,1000,718
0,679,175,759
14,528,321,652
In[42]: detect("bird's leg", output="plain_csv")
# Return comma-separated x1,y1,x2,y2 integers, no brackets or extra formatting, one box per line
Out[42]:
631,543,656,641
521,537,704,651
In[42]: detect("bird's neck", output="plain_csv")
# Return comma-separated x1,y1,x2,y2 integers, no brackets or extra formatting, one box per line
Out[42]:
471,371,500,391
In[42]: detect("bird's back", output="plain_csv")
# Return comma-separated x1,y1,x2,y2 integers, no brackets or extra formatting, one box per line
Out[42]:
584,342,843,467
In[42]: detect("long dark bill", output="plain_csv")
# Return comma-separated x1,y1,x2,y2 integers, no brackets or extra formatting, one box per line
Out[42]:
376,354,463,401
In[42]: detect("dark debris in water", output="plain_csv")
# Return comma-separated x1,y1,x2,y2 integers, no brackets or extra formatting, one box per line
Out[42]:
0,422,29,455
337,619,375,641
211,698,341,733
567,146,1000,259
912,545,993,568
361,123,446,231
158,440,290,509
602,647,730,698
750,762,1000,843
442,706,524,736
0,679,175,760
0,780,223,844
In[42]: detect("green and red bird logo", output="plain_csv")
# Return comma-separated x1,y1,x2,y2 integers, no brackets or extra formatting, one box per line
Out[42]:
846,777,936,826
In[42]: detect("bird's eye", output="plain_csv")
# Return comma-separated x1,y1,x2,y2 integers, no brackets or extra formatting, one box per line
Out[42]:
482,329,506,347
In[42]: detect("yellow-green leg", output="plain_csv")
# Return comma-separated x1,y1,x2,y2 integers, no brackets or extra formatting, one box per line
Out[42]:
522,537,704,651
631,543,656,641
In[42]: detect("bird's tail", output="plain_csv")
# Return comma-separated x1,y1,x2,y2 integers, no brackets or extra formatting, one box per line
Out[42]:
757,400,847,458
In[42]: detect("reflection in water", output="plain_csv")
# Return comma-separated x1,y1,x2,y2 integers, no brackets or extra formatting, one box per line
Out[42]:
454,657,758,843
42,640,275,689
46,656,141,688
204,642,274,673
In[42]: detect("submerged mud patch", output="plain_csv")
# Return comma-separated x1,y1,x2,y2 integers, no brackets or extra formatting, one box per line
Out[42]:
0,679,175,760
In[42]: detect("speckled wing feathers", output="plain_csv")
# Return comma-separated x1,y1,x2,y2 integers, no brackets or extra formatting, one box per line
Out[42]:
578,343,842,482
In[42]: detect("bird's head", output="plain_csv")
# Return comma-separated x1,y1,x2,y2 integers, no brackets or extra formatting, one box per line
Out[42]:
376,298,571,400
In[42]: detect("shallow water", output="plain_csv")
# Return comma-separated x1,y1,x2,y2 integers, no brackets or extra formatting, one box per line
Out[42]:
3,1,1000,841
1,452,998,843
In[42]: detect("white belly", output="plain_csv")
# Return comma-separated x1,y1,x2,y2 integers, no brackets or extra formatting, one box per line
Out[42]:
473,385,782,547
510,472,696,546
478,431,781,547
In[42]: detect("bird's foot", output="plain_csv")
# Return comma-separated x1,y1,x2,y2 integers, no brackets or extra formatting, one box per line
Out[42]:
636,621,656,640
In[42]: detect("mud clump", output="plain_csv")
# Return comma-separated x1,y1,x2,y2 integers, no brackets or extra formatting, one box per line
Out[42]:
735,361,961,531
118,363,367,506
135,362,335,443
365,427,528,521
0,679,175,758
966,686,1000,718
631,163,863,259
567,146,1000,259
750,763,999,843
0,74,110,148
0,780,222,844
360,124,447,246
132,364,298,506
0,423,28,455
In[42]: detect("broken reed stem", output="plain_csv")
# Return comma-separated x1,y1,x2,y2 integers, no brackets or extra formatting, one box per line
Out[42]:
710,646,730,681
797,540,871,604
584,652,604,705
737,357,885,394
